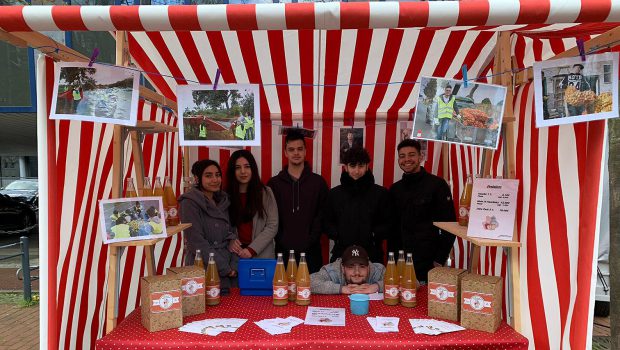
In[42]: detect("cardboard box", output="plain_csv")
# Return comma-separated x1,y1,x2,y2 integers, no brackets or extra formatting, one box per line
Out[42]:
167,266,206,317
460,273,503,333
141,275,183,332
427,267,467,321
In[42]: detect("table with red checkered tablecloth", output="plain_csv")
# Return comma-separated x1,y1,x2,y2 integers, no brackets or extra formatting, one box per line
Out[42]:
96,286,528,350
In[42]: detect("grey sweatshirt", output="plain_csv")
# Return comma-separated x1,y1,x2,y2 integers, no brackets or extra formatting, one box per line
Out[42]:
178,188,238,277
310,258,385,295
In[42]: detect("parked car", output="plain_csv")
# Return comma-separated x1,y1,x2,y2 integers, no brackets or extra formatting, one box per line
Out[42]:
0,179,38,210
0,193,37,235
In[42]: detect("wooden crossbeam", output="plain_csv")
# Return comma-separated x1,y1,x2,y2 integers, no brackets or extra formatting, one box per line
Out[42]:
515,26,620,85
1,31,177,112
0,29,27,48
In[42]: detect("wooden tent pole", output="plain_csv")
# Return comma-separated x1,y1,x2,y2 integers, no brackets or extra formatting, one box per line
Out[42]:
493,31,522,332
106,31,129,335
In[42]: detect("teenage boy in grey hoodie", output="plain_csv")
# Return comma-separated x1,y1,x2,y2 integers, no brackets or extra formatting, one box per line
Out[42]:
267,129,328,273
311,245,385,295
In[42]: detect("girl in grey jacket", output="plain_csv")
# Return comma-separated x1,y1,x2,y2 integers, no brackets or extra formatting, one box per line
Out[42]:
226,150,278,259
179,159,238,289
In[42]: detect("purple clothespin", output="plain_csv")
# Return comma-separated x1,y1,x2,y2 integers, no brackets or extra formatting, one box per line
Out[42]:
88,48,100,67
462,64,469,88
576,39,586,61
213,68,221,90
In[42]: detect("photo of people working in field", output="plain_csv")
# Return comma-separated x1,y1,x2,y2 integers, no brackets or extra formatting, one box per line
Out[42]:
177,84,260,146
51,62,139,126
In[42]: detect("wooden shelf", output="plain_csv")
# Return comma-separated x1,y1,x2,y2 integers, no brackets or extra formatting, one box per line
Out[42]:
434,222,521,248
110,223,191,247
128,120,178,134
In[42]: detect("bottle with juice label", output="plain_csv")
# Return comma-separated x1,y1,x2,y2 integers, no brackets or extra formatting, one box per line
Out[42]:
295,253,311,306
400,253,417,308
273,253,288,306
205,252,220,306
194,249,204,269
163,176,180,226
153,177,165,199
383,252,399,305
142,177,153,196
286,250,297,301
396,250,405,282
458,174,473,226
153,177,166,220
125,178,138,198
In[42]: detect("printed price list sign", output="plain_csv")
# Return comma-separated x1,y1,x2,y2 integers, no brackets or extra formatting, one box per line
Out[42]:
467,178,519,241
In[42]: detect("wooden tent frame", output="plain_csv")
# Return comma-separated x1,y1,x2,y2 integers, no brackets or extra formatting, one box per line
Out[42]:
3,24,618,336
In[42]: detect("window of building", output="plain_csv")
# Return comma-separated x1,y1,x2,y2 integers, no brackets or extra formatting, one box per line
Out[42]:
603,64,612,84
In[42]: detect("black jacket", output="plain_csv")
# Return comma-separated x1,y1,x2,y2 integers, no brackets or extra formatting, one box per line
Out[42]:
267,162,328,273
388,167,456,281
324,171,390,263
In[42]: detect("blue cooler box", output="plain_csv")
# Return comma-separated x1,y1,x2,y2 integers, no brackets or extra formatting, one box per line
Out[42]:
238,258,276,296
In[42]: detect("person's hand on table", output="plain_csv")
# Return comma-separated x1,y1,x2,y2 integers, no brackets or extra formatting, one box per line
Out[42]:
341,285,358,295
342,284,378,294
228,239,242,254
354,283,379,294
238,248,252,259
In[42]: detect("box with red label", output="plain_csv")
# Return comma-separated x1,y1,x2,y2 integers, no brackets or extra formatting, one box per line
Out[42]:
140,275,183,332
167,266,205,317
460,273,503,333
427,267,467,321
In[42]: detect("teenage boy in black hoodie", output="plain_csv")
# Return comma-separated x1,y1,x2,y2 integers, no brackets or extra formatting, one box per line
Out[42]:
267,129,328,273
324,147,391,264
388,139,456,282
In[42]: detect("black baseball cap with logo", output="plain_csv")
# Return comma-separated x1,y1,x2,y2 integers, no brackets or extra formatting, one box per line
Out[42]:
341,245,370,267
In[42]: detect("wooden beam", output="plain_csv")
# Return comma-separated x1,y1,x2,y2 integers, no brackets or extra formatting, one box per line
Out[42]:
130,130,146,193
515,25,620,85
0,29,27,48
140,86,178,113
105,245,119,334
442,144,450,183
11,31,88,62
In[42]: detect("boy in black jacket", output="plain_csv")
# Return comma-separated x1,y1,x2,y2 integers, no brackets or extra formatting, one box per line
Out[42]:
267,129,328,273
324,147,390,264
389,139,456,282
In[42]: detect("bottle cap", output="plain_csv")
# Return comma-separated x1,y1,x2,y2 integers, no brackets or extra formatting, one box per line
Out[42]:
399,250,404,254
407,253,412,257
277,253,283,257
300,252,306,257
209,252,214,257
388,252,394,256
289,250,294,254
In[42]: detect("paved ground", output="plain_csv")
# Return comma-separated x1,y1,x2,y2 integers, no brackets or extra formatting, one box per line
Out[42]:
0,302,39,350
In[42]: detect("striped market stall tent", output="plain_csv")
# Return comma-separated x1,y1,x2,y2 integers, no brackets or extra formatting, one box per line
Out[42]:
0,1,613,349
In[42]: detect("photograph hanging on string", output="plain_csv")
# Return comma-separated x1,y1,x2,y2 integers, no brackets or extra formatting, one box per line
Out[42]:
99,197,168,244
412,77,505,150
339,127,364,164
533,52,619,127
399,121,427,157
50,62,140,126
177,84,260,146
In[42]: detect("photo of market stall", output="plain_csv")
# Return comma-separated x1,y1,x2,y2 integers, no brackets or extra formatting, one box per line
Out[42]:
0,1,614,349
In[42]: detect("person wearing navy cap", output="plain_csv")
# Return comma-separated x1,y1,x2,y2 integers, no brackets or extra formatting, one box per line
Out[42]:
310,245,385,295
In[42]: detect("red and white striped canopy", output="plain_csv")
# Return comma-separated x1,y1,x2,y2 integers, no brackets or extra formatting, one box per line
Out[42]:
26,3,612,350
2,1,620,32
